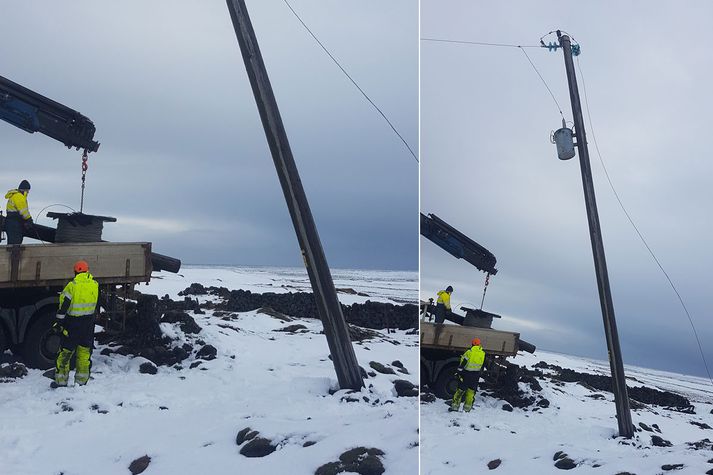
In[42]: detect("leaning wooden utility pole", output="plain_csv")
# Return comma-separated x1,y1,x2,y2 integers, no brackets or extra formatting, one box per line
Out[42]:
225,0,364,390
556,31,634,438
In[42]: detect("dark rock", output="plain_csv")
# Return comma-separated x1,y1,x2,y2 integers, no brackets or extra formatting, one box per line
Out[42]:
0,362,27,379
553,451,566,461
315,462,343,475
236,427,253,445
661,464,684,471
180,286,417,330
521,374,542,391
369,361,395,375
274,324,308,333
189,361,202,369
706,469,713,475
303,441,316,447
651,435,673,447
393,380,418,397
420,392,436,403
554,457,577,470
178,283,207,296
686,438,713,450
537,398,550,408
196,344,217,361
487,459,502,470
128,455,151,475
691,421,712,430
162,311,202,334
639,422,653,432
349,325,382,342
541,362,693,411
502,404,513,412
139,362,158,375
392,360,404,369
240,437,276,457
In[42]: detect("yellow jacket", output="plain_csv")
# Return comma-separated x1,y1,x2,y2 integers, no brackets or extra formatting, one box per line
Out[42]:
59,272,99,317
5,189,31,221
436,290,451,310
460,345,485,372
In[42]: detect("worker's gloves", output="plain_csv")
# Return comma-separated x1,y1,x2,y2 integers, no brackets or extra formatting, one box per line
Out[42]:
51,321,64,336
52,313,66,334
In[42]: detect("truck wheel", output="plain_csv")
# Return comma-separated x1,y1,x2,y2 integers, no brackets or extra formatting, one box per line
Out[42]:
0,326,7,353
21,308,60,369
433,364,460,399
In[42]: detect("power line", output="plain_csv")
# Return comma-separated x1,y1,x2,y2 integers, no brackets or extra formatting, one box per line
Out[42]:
422,36,565,119
576,57,713,386
519,47,564,119
281,0,418,163
421,37,540,48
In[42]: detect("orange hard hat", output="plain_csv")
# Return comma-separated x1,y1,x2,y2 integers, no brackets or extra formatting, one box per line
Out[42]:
74,260,89,273
471,338,481,346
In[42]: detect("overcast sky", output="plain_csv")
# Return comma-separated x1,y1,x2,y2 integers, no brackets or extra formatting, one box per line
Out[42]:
1,0,417,270
421,1,713,377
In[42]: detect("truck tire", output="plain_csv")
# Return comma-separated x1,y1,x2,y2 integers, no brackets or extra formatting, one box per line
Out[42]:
0,325,7,353
433,363,460,399
21,308,60,369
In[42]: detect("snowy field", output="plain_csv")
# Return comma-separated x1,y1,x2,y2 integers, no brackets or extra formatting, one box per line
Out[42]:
0,266,419,475
421,350,713,475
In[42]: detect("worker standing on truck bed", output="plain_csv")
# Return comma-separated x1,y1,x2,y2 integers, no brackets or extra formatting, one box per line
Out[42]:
52,260,99,388
450,337,485,412
4,180,33,244
435,286,453,324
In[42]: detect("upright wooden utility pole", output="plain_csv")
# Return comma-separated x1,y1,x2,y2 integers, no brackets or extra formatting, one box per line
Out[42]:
226,0,363,390
557,31,633,438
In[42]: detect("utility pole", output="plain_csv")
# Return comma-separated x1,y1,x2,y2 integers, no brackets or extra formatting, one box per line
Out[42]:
557,31,634,438
225,0,364,390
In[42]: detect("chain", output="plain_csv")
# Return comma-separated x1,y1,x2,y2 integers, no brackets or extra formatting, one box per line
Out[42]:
80,149,88,213
479,272,491,309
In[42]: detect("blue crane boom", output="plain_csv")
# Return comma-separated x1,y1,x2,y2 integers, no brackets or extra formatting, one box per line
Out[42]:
0,74,99,152
420,212,498,275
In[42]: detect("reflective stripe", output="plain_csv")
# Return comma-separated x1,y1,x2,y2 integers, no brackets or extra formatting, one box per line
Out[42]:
62,291,72,300
68,308,96,317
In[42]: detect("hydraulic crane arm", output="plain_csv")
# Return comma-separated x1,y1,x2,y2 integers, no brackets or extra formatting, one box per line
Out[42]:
420,212,498,275
0,75,99,152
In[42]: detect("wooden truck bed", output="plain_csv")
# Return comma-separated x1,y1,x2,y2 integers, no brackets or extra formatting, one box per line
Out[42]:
0,242,152,288
420,321,520,357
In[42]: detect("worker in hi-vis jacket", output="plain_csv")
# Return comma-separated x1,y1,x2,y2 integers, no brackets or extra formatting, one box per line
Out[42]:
434,285,453,324
4,180,33,244
450,337,485,412
52,260,99,388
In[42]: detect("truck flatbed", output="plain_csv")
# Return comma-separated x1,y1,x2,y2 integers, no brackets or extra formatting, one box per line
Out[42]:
420,321,520,357
0,242,152,289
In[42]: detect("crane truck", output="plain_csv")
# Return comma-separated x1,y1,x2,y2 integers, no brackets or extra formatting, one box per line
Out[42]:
420,212,535,398
0,74,180,369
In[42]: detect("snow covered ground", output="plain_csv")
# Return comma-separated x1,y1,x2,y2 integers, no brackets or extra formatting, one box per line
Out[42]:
0,266,418,475
421,350,713,475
